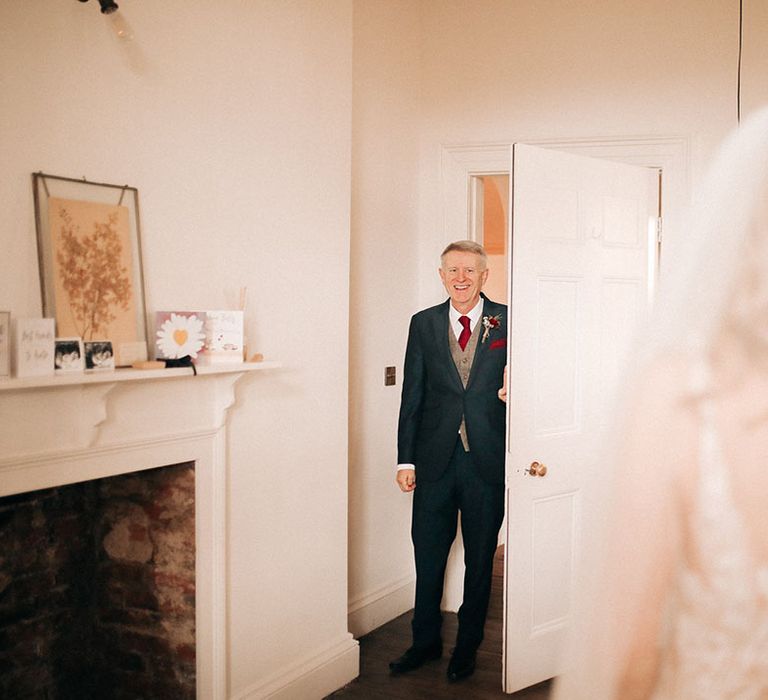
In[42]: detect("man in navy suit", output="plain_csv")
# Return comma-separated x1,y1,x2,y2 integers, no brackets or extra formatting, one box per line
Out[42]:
390,240,507,683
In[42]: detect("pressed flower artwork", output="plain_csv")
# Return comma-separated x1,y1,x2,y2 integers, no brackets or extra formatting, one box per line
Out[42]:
48,197,137,364
155,312,206,359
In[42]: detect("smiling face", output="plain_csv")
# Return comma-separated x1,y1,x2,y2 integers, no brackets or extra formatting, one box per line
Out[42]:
439,250,489,313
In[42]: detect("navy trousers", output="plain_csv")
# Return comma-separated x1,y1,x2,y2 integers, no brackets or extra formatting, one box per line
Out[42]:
410,439,505,653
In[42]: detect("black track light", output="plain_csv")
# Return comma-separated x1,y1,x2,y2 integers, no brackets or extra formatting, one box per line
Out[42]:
98,0,119,14
77,0,119,14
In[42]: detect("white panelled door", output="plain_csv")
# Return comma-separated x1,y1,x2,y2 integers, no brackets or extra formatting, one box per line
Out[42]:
503,144,659,693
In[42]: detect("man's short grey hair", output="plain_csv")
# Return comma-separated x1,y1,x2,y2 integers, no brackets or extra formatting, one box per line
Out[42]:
440,240,488,268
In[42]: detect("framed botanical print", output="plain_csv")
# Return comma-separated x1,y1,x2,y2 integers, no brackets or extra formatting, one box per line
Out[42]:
32,173,148,367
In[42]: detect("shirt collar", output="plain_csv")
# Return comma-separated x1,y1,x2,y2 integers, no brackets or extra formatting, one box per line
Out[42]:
449,297,484,331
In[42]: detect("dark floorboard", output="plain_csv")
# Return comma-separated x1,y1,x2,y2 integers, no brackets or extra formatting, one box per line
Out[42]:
327,548,552,699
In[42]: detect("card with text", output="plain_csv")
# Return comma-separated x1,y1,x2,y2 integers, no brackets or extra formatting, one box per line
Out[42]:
14,318,55,378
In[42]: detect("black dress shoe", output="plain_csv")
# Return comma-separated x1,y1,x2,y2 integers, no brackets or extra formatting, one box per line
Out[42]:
446,649,476,682
388,642,442,675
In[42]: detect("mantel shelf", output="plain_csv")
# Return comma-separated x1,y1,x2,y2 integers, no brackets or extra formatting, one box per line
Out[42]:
0,361,281,393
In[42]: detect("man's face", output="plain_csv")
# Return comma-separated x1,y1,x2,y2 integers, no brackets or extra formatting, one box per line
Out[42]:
439,250,489,313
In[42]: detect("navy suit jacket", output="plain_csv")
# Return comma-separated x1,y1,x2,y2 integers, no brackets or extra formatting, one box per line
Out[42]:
397,294,508,485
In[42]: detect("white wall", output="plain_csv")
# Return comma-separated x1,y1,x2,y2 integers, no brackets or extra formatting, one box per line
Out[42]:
348,0,423,635
349,0,768,637
0,2,356,697
742,0,768,116
416,0,744,297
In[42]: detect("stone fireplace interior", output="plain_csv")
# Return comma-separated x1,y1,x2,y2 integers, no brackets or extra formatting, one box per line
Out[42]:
0,462,195,698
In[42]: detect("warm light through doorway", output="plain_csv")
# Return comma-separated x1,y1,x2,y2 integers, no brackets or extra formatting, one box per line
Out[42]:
470,173,509,303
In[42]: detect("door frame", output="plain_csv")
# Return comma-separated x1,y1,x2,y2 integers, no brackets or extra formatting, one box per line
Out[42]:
440,136,689,250
439,135,687,690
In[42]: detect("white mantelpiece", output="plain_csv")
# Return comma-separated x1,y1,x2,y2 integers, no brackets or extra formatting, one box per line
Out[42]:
0,362,279,700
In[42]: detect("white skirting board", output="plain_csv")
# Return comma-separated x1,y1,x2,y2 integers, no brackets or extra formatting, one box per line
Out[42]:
347,575,415,639
232,635,359,700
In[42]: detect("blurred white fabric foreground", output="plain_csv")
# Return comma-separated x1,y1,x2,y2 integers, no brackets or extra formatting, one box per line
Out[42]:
553,108,768,700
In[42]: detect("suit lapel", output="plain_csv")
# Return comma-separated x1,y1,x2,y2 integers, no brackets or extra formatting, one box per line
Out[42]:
466,296,503,390
434,296,505,391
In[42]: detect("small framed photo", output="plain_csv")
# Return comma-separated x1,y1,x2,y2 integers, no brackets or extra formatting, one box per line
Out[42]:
54,337,84,373
0,311,9,377
84,340,115,371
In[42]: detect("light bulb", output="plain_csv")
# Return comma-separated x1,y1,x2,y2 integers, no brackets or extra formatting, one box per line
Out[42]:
107,11,134,40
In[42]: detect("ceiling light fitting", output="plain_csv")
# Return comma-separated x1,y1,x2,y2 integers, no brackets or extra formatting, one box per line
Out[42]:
78,0,119,15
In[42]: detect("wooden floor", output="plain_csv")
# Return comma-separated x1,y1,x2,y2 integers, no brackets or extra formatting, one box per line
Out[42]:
327,548,552,699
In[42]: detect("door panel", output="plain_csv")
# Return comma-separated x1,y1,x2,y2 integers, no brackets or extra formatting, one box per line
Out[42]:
534,277,580,434
503,144,659,693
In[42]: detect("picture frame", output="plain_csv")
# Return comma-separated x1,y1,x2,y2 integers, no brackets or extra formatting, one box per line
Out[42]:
32,172,148,367
0,311,10,378
84,340,115,371
54,337,85,373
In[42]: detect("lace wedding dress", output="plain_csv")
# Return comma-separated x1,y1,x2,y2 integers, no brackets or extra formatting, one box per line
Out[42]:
650,382,768,700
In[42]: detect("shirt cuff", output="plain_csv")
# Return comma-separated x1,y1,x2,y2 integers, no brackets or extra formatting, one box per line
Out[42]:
397,464,415,471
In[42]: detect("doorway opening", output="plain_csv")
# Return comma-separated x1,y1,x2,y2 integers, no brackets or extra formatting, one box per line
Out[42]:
470,173,510,304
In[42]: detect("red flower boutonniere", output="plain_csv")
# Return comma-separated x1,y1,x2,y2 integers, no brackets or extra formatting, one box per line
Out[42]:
481,314,502,343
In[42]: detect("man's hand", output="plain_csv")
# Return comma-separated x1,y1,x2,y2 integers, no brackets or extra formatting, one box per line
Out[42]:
497,364,508,403
396,469,416,492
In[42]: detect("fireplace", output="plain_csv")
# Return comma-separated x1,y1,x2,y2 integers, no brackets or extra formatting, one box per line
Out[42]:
0,363,275,699
0,462,195,698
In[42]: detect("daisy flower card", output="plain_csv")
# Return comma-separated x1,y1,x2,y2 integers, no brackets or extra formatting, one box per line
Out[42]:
154,312,206,360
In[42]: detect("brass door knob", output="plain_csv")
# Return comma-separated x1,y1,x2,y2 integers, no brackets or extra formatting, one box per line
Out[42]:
525,461,548,477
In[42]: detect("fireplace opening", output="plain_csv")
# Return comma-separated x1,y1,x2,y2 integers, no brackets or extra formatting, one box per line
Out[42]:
0,462,195,699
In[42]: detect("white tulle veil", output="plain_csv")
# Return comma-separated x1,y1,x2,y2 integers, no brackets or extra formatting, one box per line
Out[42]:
552,106,768,700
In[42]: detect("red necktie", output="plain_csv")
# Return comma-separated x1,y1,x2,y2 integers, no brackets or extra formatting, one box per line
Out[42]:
458,316,471,351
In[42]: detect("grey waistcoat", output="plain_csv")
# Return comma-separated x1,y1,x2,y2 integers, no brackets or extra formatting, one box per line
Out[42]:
448,318,481,452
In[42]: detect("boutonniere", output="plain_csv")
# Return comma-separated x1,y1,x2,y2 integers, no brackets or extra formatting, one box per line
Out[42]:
481,314,502,343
